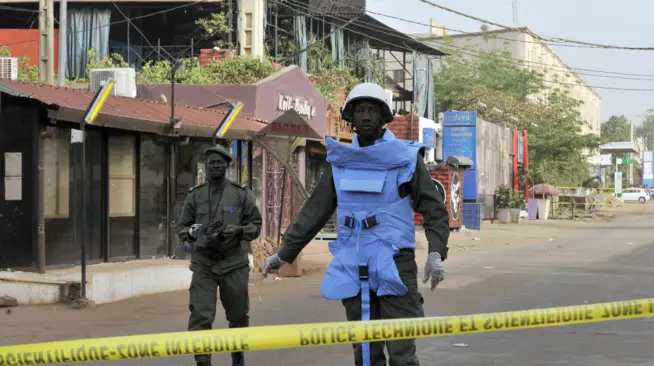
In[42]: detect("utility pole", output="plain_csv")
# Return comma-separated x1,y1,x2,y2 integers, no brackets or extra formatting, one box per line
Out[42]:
38,0,55,84
512,0,518,26
57,0,67,87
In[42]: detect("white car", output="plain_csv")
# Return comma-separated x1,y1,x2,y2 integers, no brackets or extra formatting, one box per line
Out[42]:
615,188,650,203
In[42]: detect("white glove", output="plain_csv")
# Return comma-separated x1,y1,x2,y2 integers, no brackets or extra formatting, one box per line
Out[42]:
423,252,445,291
189,224,203,239
262,254,287,278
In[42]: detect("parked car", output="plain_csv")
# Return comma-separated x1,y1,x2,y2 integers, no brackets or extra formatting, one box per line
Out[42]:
613,188,650,203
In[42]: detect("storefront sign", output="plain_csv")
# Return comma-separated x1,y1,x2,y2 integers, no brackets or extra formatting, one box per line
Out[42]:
271,122,310,135
443,111,477,201
259,109,322,139
278,95,316,119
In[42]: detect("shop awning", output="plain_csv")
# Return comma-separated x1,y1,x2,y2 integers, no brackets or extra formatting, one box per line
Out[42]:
0,80,266,138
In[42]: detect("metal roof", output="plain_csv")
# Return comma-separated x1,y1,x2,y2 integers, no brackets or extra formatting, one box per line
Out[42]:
0,80,266,138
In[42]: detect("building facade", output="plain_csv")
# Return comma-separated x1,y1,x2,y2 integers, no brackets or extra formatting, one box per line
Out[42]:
409,27,602,166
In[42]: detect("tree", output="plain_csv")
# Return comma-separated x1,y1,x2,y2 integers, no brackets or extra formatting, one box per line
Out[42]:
433,36,601,186
634,109,654,151
601,115,631,143
433,48,544,114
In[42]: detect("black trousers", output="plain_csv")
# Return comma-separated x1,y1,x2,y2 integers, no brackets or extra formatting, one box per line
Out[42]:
341,250,425,366
188,264,250,364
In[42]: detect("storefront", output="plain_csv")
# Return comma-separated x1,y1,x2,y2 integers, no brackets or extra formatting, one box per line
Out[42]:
0,80,265,272
138,65,328,243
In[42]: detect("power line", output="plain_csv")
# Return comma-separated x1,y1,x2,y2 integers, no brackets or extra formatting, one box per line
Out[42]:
281,0,654,92
286,0,654,83
310,0,654,78
418,0,654,51
0,1,207,48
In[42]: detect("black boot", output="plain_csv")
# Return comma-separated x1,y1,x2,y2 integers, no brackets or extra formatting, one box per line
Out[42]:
231,352,244,366
197,362,211,366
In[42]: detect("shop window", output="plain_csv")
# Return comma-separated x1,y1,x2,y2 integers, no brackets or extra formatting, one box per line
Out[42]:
138,136,167,257
174,140,212,258
44,128,74,265
45,128,103,265
44,129,70,219
250,143,264,212
108,134,137,258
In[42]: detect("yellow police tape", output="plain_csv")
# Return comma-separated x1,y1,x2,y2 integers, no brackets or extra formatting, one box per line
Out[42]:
1,297,653,365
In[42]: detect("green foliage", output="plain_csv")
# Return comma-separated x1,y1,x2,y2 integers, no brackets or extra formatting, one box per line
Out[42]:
434,48,544,114
345,41,388,88
601,115,631,143
0,46,38,82
495,184,525,209
195,12,231,49
139,56,279,85
634,109,654,151
434,36,602,187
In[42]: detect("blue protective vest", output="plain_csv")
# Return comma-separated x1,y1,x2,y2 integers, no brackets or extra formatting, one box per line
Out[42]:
320,130,422,301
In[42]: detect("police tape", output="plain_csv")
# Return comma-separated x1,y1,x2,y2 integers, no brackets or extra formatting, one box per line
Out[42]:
1,297,653,365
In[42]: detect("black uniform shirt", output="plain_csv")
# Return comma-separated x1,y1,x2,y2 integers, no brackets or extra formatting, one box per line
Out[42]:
277,157,450,263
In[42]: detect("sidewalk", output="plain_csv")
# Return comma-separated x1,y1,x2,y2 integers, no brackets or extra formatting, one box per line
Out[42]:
2,203,647,306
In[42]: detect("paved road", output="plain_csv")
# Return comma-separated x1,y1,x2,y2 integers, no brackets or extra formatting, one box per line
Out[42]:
2,208,654,365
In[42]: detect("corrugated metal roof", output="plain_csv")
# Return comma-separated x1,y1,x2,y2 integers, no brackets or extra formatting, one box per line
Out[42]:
0,80,267,135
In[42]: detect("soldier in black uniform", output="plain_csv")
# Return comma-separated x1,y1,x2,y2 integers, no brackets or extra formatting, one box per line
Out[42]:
178,145,262,366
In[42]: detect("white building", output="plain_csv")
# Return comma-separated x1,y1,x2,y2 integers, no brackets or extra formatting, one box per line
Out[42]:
392,20,601,166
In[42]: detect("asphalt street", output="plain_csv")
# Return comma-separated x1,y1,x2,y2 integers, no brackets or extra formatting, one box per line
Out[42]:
2,208,653,365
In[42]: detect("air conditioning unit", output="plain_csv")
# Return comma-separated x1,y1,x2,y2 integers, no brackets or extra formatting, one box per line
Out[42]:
0,58,18,81
89,68,136,98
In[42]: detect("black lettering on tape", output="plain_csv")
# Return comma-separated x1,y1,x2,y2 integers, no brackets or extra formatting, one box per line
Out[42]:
649,299,654,313
459,315,478,333
362,324,372,342
482,315,493,330
371,324,382,341
381,323,393,339
240,334,250,351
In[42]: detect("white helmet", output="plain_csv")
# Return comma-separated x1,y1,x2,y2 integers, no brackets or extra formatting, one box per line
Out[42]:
341,82,394,124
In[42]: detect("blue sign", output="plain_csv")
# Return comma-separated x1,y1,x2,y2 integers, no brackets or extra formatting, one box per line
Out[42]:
443,111,477,201
443,111,477,127
422,128,437,148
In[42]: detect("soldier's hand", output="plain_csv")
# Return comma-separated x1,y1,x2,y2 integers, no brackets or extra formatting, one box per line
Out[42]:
189,224,203,239
422,252,445,291
262,254,286,278
223,225,244,236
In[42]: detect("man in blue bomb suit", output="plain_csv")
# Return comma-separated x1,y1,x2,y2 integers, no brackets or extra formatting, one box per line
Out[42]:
263,82,450,366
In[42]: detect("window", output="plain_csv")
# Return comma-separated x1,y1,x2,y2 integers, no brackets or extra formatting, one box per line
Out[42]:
392,69,404,83
44,128,104,265
44,128,70,219
108,134,137,258
109,135,136,217
139,135,167,257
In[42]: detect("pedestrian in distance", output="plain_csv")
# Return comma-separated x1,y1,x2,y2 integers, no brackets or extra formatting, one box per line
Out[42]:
178,145,262,366
263,82,451,366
